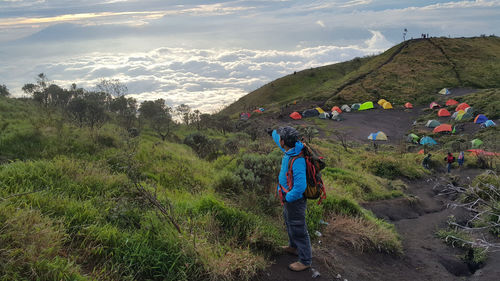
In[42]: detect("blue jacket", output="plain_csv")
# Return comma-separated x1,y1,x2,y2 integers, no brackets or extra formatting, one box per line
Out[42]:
272,130,307,202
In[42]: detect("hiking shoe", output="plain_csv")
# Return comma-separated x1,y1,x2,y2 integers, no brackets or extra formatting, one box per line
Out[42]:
281,246,298,256
288,261,310,272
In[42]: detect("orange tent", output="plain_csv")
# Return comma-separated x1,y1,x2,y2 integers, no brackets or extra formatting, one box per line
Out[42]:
331,106,342,114
433,124,452,133
404,102,413,109
445,99,459,106
253,109,263,113
455,102,470,112
437,108,451,117
418,149,424,154
289,112,302,120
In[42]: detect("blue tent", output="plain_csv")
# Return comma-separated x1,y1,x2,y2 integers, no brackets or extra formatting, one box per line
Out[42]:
420,136,437,146
484,120,496,127
474,114,488,124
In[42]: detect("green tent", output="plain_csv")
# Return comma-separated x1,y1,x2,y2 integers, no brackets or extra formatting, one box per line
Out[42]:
351,103,361,110
359,101,374,110
455,111,473,121
471,139,483,148
407,133,419,143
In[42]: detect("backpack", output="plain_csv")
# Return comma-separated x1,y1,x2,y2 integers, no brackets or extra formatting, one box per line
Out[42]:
281,143,327,204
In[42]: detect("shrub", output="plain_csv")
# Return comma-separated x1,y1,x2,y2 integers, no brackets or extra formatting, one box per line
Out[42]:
184,132,220,160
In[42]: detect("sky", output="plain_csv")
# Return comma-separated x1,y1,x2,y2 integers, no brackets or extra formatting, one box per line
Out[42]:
1,0,499,112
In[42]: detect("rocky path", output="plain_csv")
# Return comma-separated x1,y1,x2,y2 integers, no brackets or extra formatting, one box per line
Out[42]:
253,169,500,281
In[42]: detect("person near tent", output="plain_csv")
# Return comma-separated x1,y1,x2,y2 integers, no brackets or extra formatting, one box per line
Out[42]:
457,151,465,168
422,154,432,170
267,126,312,272
444,152,455,173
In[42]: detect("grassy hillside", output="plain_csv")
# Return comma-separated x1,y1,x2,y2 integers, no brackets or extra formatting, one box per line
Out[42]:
222,36,500,115
0,95,434,280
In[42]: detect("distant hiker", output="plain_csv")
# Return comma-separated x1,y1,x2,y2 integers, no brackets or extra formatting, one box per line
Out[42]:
422,153,432,169
268,126,312,272
458,151,465,168
444,152,455,173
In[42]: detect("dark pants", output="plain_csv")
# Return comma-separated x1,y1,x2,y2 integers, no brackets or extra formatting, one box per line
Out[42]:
447,163,452,173
283,197,312,265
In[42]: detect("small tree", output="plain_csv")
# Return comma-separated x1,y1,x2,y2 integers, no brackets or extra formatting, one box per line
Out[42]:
0,84,10,97
139,99,173,141
176,104,191,125
299,126,318,143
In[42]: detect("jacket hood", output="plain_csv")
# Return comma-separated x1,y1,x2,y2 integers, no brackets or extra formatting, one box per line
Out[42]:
285,141,304,156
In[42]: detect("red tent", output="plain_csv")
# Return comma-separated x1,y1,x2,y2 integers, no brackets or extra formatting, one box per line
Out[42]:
418,149,424,154
437,108,451,117
445,99,459,106
433,124,452,133
455,102,470,112
404,102,413,109
429,102,440,109
289,112,302,120
253,109,262,113
467,149,500,156
331,106,342,114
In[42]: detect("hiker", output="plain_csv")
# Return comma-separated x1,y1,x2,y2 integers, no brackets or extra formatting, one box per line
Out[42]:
458,151,465,168
268,126,312,272
444,152,455,173
422,153,432,169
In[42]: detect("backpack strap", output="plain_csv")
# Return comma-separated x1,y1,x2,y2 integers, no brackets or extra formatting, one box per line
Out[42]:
277,152,303,204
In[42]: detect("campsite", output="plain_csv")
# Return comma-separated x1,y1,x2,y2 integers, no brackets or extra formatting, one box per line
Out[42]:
1,35,499,281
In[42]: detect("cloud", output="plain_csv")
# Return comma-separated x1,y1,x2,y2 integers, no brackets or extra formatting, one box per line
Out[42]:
2,30,391,113
316,20,325,28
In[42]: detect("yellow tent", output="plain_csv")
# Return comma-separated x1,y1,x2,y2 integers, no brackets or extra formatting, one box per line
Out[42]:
378,99,387,106
382,102,393,109
315,107,325,114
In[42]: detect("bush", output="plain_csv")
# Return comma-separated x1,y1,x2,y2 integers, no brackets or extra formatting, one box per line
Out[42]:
184,132,220,160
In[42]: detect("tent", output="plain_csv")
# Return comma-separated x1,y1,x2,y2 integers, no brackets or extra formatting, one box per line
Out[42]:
433,124,452,133
378,99,387,106
418,149,425,154
445,99,459,106
465,107,474,114
351,103,361,110
319,112,330,119
382,102,393,109
331,106,342,114
302,109,319,117
437,108,451,117
420,136,437,146
289,112,302,120
259,108,265,112
484,120,496,127
315,107,325,114
331,114,344,121
455,111,472,121
425,120,441,128
429,102,440,109
240,112,251,120
341,105,351,112
407,133,420,143
451,111,459,119
471,139,483,148
439,88,450,95
404,102,413,109
253,109,263,113
455,102,470,112
467,149,500,156
359,101,374,110
474,114,488,124
367,131,388,141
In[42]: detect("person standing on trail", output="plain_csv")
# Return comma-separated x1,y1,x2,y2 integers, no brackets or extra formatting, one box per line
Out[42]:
444,152,455,173
422,153,432,169
268,126,312,272
457,151,465,169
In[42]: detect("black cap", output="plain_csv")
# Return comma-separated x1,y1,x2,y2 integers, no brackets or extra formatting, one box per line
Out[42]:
277,126,299,147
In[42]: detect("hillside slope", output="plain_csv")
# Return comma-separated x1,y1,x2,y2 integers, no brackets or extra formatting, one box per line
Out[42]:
222,36,500,116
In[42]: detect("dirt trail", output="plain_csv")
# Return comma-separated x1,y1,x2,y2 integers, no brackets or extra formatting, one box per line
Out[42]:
253,169,499,281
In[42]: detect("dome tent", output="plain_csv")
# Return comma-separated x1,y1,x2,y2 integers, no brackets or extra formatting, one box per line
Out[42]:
382,102,393,109
439,88,450,95
359,101,374,110
331,106,342,114
315,107,325,114
471,139,483,148
319,112,330,119
378,99,387,106
474,114,488,124
429,102,440,109
455,103,470,112
407,133,419,143
302,109,319,117
367,131,388,141
420,136,437,146
289,112,302,120
484,120,496,127
455,111,473,121
433,124,452,133
404,102,413,109
437,108,451,117
425,120,441,128
341,104,351,112
445,99,459,106
351,103,361,110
